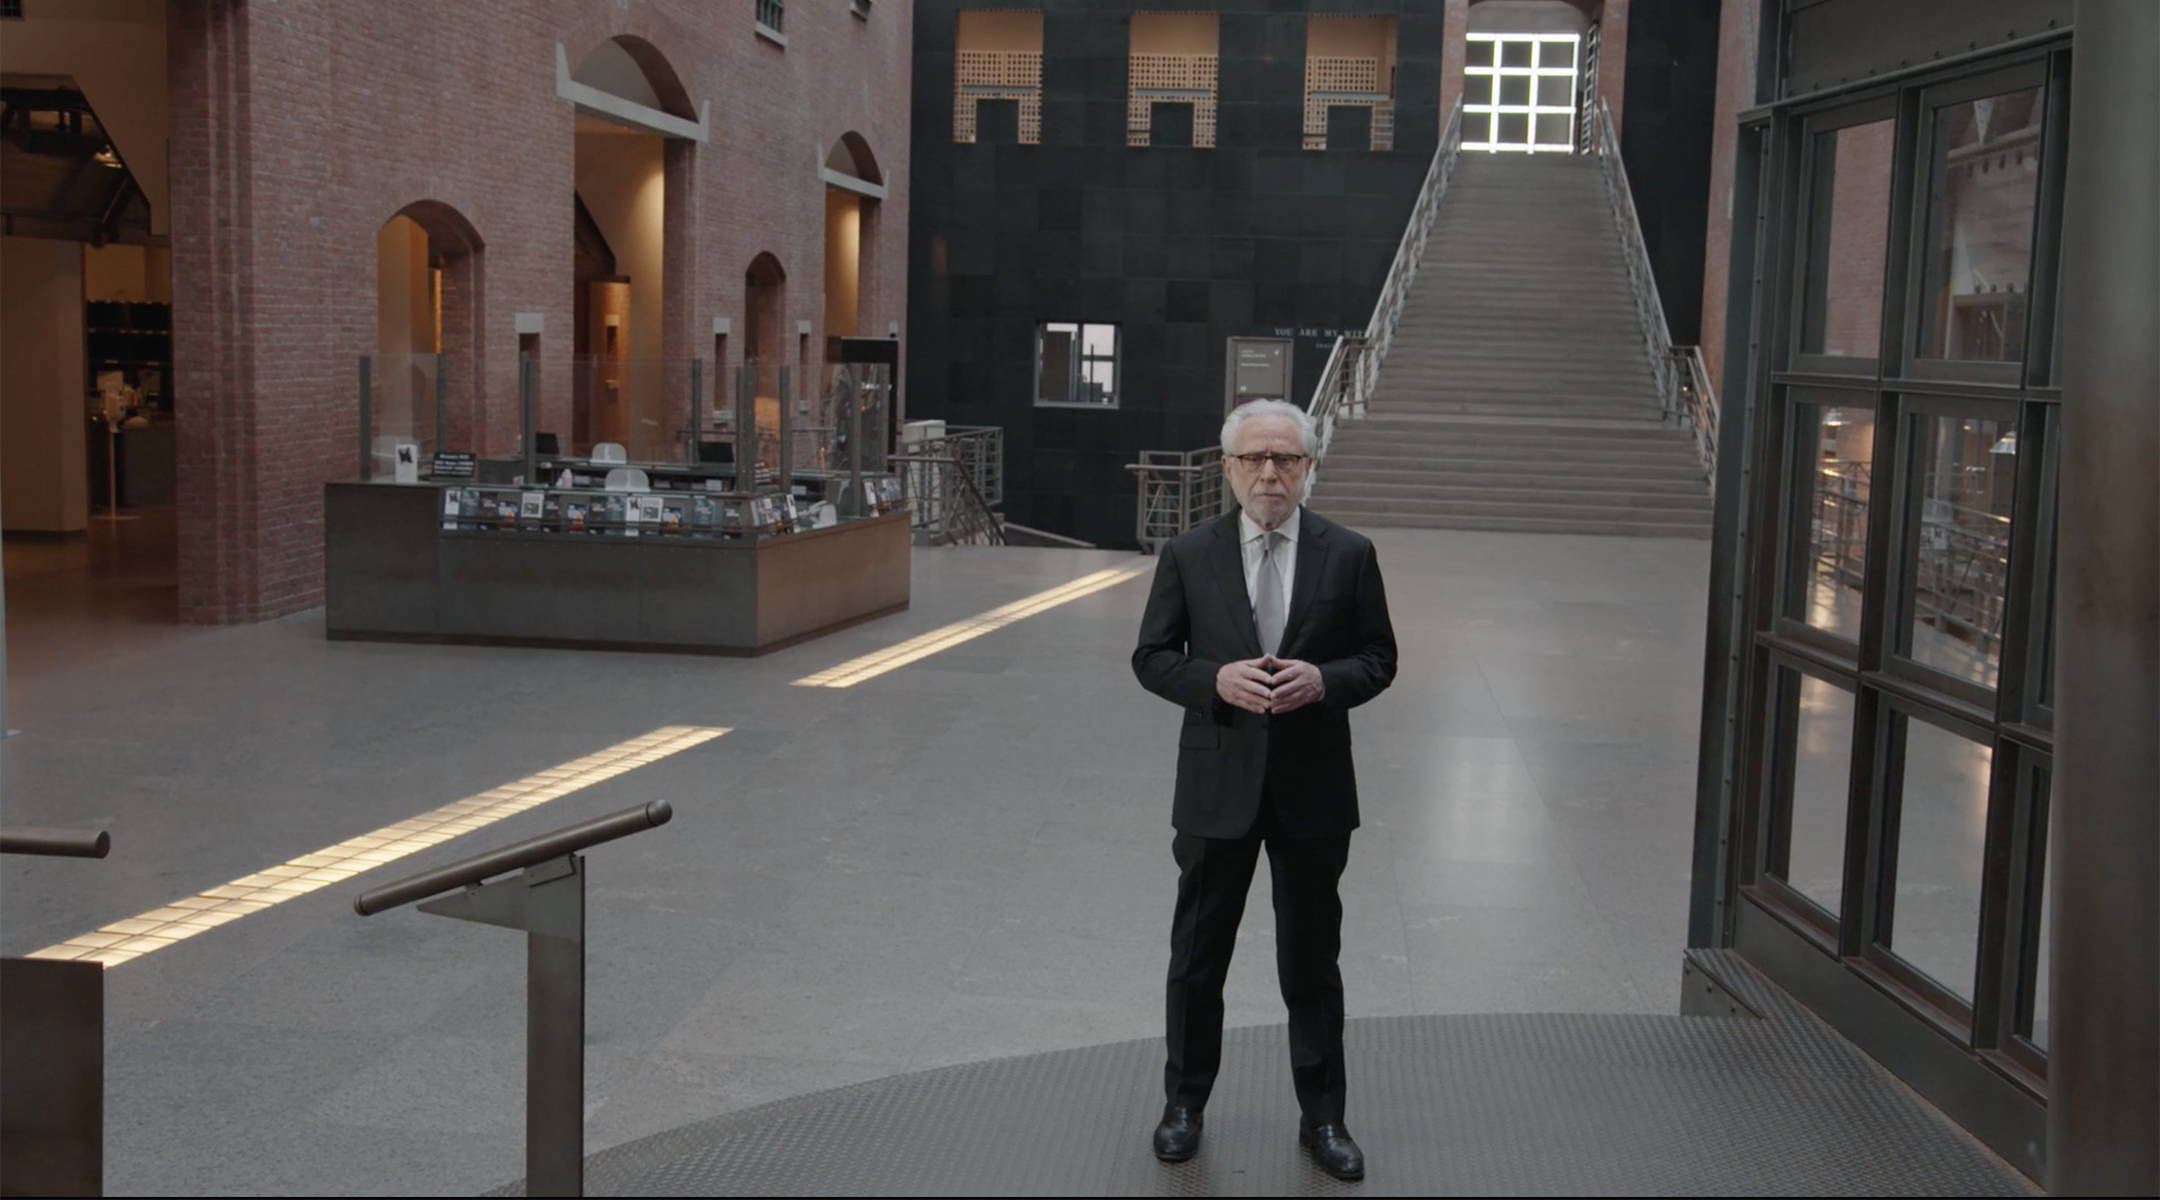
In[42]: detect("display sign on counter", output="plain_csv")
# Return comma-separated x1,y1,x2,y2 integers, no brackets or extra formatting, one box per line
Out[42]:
431,451,476,479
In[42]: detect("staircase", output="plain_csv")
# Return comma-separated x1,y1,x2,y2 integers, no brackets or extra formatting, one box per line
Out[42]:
1310,153,1713,538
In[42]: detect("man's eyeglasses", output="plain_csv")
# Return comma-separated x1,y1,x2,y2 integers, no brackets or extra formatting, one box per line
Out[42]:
1229,452,1310,472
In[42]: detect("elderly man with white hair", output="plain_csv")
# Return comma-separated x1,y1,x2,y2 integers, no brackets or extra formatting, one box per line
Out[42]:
1131,398,1399,1182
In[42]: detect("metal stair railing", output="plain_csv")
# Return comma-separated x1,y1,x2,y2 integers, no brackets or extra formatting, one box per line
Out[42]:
1125,447,1226,554
893,451,1006,546
1307,98,1466,456
1590,96,1720,491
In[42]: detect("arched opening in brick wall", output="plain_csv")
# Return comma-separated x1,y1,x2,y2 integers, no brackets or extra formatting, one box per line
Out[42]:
742,252,789,479
373,201,484,467
570,36,696,460
822,132,884,343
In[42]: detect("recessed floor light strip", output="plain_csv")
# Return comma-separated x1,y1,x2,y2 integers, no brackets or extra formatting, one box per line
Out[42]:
26,725,728,968
795,565,1152,688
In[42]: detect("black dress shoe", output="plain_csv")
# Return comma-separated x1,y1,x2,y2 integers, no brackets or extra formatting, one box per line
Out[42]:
1153,1104,1203,1162
1299,1120,1365,1181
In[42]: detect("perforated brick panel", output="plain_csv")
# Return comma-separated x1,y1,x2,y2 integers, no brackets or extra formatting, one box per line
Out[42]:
954,50,1042,143
1303,57,1393,152
1127,54,1218,148
497,955,2037,1196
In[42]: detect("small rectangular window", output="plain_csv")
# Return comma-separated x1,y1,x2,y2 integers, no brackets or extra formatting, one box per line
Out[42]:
756,0,785,35
956,9,1043,144
1036,323,1119,407
0,1,22,18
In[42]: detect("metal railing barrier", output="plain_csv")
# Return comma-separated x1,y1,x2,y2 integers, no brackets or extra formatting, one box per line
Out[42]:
1125,447,1227,554
893,451,1005,545
1,827,114,1198
354,801,674,1198
1306,98,1466,456
1590,97,1720,491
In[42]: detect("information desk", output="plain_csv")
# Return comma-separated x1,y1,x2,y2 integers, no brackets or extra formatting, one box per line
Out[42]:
324,481,910,655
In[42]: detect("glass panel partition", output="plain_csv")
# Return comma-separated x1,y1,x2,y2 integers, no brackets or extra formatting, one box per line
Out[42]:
1801,119,1897,359
1919,86,2046,363
1774,671,1858,918
358,353,445,480
1882,714,1994,1004
1900,413,2017,689
1785,397,1877,640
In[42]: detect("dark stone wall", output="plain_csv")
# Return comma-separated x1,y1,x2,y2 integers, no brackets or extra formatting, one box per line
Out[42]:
1618,0,1721,347
908,1,1442,547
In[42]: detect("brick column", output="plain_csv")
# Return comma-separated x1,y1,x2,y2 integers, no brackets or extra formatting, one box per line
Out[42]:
1438,0,1469,127
1696,0,1751,385
1597,0,1630,137
169,0,262,623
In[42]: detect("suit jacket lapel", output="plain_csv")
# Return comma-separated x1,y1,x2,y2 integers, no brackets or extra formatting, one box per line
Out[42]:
1282,508,1330,656
1210,512,1263,658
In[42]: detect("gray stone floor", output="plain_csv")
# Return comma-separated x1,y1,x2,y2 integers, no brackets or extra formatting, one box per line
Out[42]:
2,524,1712,1196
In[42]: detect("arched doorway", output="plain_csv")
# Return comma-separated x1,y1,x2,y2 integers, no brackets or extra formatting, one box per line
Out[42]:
742,252,787,475
569,36,697,459
373,201,483,468
822,132,884,342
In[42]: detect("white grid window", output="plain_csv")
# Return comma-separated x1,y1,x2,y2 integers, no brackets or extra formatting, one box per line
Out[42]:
1462,33,1579,154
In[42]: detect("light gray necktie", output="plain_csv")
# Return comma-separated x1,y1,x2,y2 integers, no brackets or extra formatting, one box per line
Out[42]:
1254,531,1286,655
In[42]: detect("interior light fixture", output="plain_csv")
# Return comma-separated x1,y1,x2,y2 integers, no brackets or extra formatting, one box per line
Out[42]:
1990,431,2019,455
1823,408,1845,427
91,145,122,169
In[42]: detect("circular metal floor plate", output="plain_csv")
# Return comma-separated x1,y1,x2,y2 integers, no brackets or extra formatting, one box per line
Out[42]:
502,972,2035,1197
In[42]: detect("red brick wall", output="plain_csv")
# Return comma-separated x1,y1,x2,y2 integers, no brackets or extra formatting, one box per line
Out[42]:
1696,0,1749,387
167,0,913,623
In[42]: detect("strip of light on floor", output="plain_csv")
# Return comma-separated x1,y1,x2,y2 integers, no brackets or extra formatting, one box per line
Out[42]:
25,725,728,968
794,565,1153,689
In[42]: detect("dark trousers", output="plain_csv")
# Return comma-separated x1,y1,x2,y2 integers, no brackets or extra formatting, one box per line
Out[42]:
1163,792,1352,1123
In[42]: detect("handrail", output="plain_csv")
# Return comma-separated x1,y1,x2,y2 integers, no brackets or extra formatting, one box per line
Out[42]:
354,800,672,916
891,452,1005,545
1125,446,1225,553
0,828,111,858
1673,345,1719,489
1591,96,1719,489
1307,98,1465,453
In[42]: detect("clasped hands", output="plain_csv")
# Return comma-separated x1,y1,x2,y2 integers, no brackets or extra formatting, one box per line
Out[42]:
1216,655,1324,715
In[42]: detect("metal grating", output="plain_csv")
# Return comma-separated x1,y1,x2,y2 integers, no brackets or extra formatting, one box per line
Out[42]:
1128,54,1218,147
1304,57,1393,152
954,50,1042,144
496,954,2038,1196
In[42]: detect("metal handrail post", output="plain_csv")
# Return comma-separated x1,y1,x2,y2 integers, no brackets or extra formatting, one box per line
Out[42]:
686,358,703,466
435,351,449,458
358,356,373,481
520,355,538,487
355,801,672,1198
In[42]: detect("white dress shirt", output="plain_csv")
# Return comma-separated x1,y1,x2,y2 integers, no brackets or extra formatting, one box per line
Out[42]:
1239,506,1299,623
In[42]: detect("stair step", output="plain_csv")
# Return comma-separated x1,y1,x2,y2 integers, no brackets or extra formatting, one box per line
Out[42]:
1315,479,1709,506
1314,509,1714,540
1344,412,1678,432
1312,493,1710,520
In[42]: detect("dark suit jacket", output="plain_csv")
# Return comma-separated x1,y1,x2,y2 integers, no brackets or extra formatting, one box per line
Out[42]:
1132,507,1398,839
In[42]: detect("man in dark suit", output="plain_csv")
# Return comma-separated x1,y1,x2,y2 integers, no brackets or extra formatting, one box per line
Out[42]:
1132,399,1398,1182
